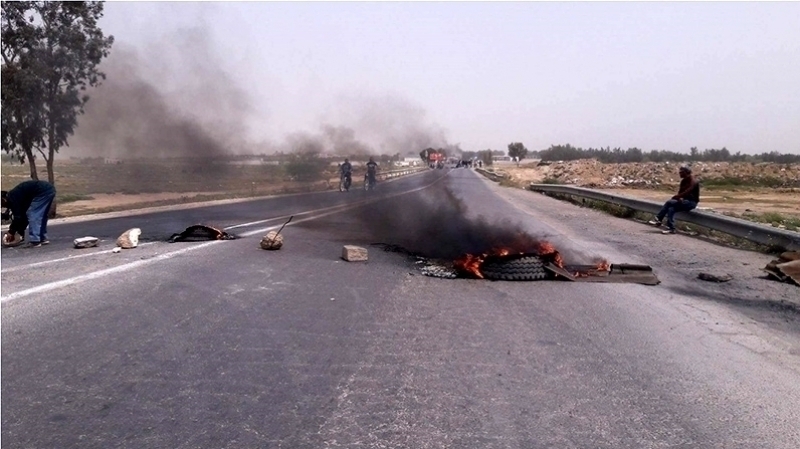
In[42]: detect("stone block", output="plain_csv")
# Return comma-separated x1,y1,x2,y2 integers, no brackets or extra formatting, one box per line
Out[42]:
260,231,284,250
74,236,99,249
342,245,368,262
117,228,141,249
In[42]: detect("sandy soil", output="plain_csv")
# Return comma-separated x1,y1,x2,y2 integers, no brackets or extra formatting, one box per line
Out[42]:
499,160,800,219
600,188,800,218
58,192,217,215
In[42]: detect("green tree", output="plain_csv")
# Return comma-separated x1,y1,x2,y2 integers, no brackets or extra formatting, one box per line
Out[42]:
507,142,528,166
2,1,47,179
2,1,113,211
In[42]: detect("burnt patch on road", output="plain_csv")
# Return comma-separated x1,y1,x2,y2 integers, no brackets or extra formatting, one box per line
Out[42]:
168,225,236,242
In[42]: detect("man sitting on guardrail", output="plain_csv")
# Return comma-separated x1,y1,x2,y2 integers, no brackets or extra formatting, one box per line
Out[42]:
648,166,700,234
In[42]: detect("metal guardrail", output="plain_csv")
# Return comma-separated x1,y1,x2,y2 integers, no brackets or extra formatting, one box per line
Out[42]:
528,183,800,251
378,167,426,180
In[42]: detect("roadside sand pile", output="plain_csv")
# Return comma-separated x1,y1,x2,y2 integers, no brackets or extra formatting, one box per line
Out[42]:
506,160,800,189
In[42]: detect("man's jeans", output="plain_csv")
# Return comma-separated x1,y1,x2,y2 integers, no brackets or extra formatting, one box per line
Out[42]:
656,199,697,230
27,187,56,243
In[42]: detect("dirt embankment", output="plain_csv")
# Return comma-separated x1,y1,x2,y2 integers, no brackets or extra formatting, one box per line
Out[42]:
504,160,800,189
500,160,800,227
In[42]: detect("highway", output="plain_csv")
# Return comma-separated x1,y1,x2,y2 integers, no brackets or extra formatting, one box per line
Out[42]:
2,168,799,448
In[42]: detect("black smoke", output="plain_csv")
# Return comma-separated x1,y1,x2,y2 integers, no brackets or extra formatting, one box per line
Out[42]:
71,29,251,161
346,177,606,266
352,182,528,259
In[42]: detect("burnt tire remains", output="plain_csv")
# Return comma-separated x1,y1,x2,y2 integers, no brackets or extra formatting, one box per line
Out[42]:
480,254,552,281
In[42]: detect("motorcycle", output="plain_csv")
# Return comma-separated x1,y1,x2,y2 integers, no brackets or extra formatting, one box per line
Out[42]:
339,172,352,192
364,172,377,191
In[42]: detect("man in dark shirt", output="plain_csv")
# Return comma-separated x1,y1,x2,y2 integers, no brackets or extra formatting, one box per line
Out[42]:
2,180,57,247
365,156,379,189
339,158,353,191
648,166,700,234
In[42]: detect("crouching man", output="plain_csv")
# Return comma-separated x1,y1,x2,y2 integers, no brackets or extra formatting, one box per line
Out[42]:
648,166,700,234
2,180,57,248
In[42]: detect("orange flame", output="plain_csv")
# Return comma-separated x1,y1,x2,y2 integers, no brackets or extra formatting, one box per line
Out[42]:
454,254,485,279
453,240,569,278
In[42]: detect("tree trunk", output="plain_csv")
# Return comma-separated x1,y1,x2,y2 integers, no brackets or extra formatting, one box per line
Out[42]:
46,125,57,218
24,147,39,180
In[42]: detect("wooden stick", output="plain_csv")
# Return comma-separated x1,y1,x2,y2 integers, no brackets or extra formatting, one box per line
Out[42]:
273,215,293,237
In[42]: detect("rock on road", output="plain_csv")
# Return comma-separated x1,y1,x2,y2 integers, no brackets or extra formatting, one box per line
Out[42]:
2,168,799,448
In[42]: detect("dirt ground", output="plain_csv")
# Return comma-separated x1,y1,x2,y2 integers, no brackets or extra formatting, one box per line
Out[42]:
1,159,340,217
502,159,800,187
498,160,800,223
57,192,217,215
602,188,800,217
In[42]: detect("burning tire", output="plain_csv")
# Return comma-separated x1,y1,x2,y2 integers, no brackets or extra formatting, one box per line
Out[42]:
479,254,552,281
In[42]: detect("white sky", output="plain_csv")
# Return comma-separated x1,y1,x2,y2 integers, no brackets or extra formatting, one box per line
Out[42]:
97,1,800,155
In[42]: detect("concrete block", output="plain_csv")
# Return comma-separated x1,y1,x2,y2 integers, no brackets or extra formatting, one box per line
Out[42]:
342,245,368,262
74,236,99,249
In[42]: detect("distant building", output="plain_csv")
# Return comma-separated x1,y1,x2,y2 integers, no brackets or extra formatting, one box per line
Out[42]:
396,157,422,167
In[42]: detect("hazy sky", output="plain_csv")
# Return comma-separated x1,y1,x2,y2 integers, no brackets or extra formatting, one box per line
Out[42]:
92,1,800,155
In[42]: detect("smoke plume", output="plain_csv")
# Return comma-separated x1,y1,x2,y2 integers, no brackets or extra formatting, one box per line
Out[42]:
351,179,603,265
70,28,252,160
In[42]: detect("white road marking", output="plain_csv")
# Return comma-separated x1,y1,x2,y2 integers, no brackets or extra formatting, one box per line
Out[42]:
1,241,223,303
1,173,445,303
0,242,158,273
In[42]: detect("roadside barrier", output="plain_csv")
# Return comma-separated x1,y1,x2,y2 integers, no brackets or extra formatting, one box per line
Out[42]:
527,183,800,251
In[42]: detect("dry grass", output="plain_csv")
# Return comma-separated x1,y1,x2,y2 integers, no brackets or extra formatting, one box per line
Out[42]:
1,158,342,217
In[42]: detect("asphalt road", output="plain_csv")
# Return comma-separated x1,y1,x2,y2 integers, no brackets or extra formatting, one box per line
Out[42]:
2,168,799,448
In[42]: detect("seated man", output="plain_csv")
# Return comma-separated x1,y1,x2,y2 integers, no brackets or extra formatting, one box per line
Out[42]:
648,166,700,234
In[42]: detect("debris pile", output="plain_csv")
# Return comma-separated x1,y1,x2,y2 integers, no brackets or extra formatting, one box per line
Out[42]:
763,251,800,286
416,258,458,278
521,160,800,189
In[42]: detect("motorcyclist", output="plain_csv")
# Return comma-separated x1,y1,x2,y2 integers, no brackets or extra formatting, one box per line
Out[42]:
365,156,379,189
339,158,353,191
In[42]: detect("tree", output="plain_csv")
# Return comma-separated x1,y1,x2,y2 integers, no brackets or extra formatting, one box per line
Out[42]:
507,142,528,166
2,1,113,213
2,1,47,179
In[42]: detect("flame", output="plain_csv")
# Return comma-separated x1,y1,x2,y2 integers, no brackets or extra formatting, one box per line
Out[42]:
454,253,485,279
453,240,568,278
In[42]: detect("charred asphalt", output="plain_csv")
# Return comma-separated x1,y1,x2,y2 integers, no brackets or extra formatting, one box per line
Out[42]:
2,168,800,448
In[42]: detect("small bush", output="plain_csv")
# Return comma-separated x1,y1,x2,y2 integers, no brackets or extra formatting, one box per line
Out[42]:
57,193,94,203
284,152,328,182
